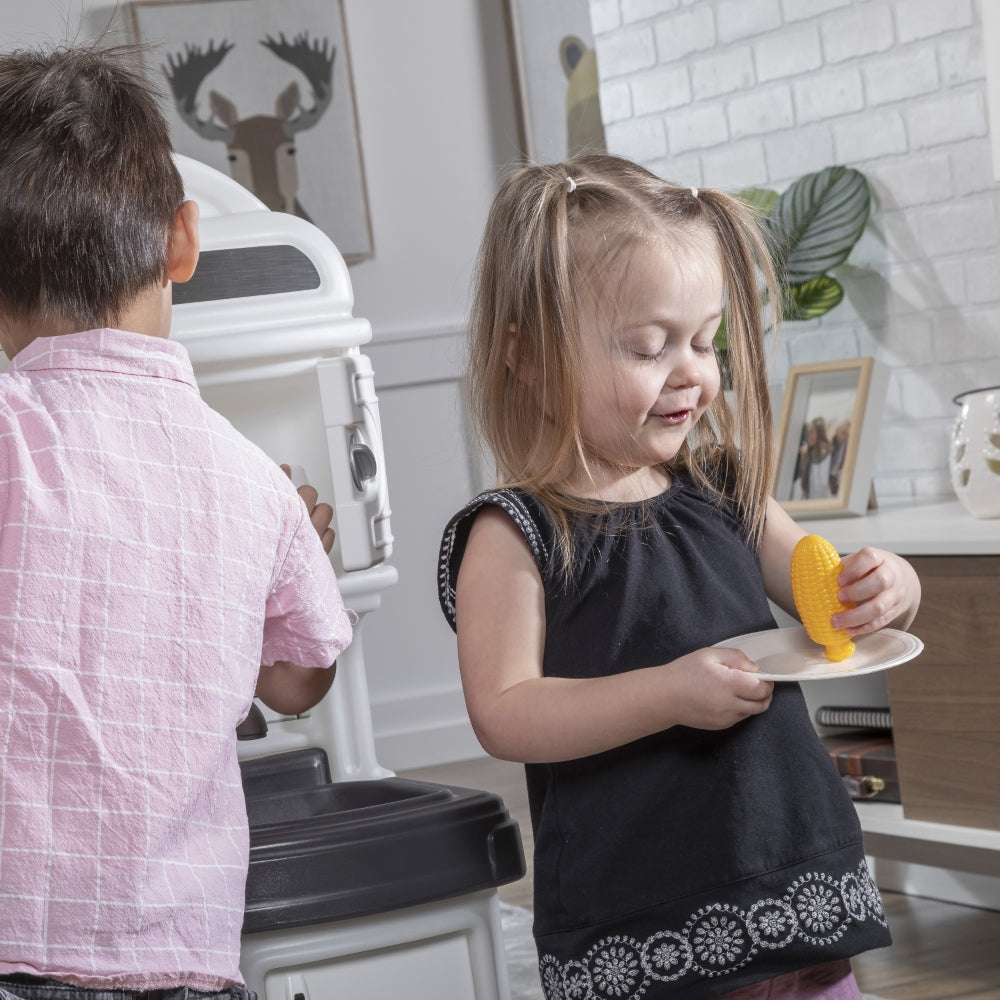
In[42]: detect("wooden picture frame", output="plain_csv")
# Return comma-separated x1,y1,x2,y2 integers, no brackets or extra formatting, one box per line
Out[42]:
773,358,888,518
503,0,605,162
129,0,373,263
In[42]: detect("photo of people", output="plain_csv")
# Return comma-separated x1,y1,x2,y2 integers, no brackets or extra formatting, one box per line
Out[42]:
774,358,887,518
790,415,853,500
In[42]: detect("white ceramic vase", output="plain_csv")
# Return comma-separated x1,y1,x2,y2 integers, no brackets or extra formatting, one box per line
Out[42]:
950,385,1000,518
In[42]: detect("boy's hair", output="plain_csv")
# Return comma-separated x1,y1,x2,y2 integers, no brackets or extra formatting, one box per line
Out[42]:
0,44,184,330
468,153,782,567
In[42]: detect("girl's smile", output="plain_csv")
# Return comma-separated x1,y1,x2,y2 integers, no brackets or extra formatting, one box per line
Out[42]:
654,408,694,424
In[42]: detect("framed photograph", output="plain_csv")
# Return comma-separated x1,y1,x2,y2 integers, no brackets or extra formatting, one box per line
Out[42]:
504,0,605,162
129,0,373,263
983,0,1000,181
773,358,889,518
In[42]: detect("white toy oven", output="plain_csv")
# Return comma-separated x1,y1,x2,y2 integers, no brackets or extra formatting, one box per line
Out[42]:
171,155,523,1000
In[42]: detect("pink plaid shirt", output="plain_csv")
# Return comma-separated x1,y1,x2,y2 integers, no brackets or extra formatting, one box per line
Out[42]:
0,329,352,990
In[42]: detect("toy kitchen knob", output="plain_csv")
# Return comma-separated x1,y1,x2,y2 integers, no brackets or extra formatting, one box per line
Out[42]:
950,385,1000,518
349,433,378,490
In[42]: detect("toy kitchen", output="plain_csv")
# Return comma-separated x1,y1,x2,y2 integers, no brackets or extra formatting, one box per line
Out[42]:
171,155,524,1000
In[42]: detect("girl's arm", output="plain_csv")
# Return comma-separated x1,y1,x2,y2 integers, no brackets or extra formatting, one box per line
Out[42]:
759,497,922,634
757,498,805,620
455,506,774,764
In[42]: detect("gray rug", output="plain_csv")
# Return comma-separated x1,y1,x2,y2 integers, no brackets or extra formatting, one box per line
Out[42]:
499,904,888,1000
501,902,544,1000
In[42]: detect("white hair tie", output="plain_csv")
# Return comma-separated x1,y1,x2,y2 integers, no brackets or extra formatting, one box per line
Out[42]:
690,186,699,198
566,176,577,193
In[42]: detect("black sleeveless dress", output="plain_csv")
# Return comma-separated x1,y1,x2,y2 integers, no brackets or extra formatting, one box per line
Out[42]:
438,478,890,999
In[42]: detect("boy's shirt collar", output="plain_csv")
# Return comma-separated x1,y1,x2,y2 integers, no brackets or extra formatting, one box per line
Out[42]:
8,328,197,389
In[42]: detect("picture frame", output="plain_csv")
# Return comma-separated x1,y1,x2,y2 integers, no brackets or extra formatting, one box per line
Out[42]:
773,358,889,518
983,0,1000,181
504,0,605,162
129,0,373,263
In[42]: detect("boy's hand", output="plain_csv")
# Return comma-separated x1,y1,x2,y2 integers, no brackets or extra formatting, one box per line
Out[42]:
832,547,921,636
255,466,339,717
281,464,336,554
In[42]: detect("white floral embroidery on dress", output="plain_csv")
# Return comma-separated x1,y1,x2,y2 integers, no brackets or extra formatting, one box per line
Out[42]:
640,930,691,982
841,871,866,923
687,904,752,977
747,898,798,949
538,861,887,999
561,960,592,998
587,937,645,999
791,874,846,943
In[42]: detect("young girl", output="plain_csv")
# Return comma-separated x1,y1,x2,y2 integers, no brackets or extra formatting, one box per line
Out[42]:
438,155,920,1000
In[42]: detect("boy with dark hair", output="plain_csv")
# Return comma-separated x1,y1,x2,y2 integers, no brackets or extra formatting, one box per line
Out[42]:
0,43,352,999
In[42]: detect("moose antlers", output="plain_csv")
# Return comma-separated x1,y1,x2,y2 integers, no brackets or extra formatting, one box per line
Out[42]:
261,32,335,136
163,40,236,142
162,33,334,141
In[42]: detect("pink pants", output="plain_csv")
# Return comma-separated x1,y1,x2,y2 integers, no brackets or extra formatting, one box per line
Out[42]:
718,960,861,1000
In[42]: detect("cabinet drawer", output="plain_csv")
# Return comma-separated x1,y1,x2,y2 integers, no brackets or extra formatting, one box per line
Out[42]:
887,557,1000,830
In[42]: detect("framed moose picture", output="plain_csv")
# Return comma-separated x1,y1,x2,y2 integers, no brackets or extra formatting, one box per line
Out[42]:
130,0,373,263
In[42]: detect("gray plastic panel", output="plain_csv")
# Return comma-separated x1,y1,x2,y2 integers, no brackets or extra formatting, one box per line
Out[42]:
174,245,321,304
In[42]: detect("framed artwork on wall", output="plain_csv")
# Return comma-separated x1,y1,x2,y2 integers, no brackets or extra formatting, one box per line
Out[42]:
129,0,373,263
983,1,1000,181
773,358,889,518
504,0,605,162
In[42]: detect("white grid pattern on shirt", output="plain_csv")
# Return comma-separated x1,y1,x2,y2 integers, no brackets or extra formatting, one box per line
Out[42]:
0,330,351,989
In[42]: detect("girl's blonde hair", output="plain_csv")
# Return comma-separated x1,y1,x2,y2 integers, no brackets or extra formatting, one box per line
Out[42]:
468,153,781,567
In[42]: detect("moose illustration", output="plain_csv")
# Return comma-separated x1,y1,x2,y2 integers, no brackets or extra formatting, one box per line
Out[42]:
163,33,334,221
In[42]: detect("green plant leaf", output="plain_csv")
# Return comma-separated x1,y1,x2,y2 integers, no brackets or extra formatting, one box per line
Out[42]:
772,166,871,284
736,187,779,216
783,276,845,321
713,312,729,353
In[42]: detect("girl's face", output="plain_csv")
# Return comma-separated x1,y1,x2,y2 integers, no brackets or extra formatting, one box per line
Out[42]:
571,227,723,500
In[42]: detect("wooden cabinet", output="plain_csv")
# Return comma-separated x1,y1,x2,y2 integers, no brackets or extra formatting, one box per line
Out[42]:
794,501,1000,895
888,556,1000,831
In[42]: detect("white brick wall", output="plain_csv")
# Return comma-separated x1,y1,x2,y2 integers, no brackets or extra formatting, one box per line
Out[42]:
590,0,1000,502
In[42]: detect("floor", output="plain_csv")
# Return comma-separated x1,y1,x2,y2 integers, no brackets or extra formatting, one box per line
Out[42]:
401,755,1000,1000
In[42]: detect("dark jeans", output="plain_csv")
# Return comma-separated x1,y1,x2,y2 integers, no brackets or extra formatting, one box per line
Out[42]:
0,976,256,1000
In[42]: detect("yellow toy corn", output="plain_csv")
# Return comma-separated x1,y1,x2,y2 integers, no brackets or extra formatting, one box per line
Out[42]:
791,534,856,662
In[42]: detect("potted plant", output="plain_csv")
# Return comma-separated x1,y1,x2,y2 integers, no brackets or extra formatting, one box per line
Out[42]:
716,164,872,385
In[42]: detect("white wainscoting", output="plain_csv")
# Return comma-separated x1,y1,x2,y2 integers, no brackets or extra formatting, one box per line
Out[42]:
363,324,490,771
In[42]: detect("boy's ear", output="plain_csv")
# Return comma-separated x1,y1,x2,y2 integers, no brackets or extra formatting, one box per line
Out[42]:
166,200,200,284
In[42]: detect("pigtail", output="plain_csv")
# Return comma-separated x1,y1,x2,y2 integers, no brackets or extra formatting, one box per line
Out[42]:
695,188,781,547
467,165,591,573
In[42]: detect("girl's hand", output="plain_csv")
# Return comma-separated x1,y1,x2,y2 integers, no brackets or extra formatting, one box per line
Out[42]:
660,647,774,730
832,547,921,636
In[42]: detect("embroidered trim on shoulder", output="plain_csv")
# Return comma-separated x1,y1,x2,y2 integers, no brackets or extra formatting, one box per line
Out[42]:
438,489,550,629
537,859,886,999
